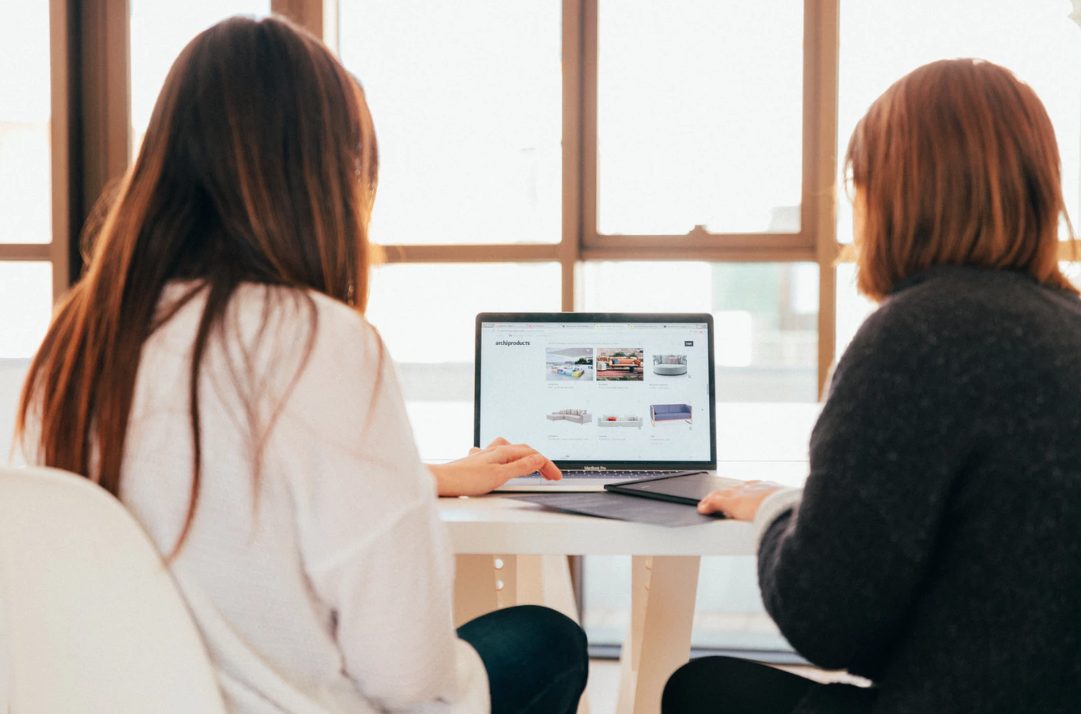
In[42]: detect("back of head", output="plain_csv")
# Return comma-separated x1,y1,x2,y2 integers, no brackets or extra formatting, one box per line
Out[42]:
19,15,379,552
846,58,1075,300
129,14,378,302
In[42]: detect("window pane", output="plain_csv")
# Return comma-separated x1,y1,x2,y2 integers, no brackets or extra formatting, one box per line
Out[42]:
339,2,562,245
581,262,819,402
130,0,270,154
598,0,803,235
0,2,51,244
1063,261,1081,291
0,262,52,358
365,263,561,459
838,0,1081,244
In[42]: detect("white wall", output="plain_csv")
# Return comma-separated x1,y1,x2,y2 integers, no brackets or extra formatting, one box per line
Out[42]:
0,359,29,462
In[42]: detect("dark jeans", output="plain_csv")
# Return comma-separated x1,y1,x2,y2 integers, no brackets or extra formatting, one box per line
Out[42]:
662,656,817,713
457,605,589,714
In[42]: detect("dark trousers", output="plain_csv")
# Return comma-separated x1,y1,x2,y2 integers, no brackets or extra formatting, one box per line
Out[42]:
662,656,817,713
457,604,589,714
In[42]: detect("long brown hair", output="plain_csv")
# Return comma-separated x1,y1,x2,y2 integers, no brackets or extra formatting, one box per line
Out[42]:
845,58,1076,300
17,15,379,552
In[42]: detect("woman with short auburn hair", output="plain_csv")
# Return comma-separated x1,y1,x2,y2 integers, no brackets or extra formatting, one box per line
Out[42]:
17,15,585,714
848,58,1075,300
664,59,1081,713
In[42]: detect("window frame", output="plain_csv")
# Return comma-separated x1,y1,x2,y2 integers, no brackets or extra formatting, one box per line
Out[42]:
372,0,841,395
11,0,1081,389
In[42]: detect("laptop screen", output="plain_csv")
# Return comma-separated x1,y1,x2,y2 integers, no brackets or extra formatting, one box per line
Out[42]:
475,313,716,469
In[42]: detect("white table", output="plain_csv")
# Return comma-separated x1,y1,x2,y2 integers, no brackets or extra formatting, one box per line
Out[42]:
422,402,818,714
439,460,809,714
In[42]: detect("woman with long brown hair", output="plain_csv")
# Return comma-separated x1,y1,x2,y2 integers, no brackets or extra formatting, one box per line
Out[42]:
663,59,1081,712
17,15,585,713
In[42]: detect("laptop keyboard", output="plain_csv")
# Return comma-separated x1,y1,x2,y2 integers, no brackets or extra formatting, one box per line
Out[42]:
541,470,698,480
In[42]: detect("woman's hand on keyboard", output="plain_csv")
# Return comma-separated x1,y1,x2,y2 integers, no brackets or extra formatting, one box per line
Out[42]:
429,437,563,497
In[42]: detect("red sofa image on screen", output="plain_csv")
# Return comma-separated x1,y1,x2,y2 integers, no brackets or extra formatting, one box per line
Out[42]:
650,403,692,425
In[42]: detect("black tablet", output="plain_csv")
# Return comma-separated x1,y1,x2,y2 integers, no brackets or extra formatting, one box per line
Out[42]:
604,471,740,507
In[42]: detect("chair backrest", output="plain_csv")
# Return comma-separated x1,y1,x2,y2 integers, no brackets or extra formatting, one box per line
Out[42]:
0,465,226,714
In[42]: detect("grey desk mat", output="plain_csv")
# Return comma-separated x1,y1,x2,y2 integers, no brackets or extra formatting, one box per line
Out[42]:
509,492,723,527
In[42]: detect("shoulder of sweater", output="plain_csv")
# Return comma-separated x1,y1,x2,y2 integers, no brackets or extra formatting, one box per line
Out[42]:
832,266,1079,402
883,265,1073,321
856,266,1046,347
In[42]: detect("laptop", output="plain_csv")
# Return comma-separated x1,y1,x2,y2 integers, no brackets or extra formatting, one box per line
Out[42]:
475,312,717,492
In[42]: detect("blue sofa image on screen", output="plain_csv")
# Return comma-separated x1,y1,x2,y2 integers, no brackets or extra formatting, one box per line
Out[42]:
650,403,692,425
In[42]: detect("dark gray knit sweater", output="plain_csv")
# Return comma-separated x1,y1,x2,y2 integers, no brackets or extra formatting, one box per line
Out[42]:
759,265,1081,713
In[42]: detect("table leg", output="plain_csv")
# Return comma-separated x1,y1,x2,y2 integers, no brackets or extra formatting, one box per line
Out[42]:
500,554,581,622
453,555,501,627
454,554,590,714
616,555,701,714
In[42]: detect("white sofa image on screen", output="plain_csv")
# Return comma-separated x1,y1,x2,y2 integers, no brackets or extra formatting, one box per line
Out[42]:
546,408,591,424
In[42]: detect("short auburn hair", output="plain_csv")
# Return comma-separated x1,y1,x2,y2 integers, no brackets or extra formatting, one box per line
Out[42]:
845,58,1077,300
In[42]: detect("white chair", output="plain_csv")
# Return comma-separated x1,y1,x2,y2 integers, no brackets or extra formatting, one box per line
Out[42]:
0,465,226,713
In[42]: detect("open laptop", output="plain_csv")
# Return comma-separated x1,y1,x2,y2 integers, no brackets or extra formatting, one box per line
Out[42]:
475,313,717,491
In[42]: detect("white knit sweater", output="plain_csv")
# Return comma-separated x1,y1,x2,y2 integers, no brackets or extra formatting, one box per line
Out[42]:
45,283,487,713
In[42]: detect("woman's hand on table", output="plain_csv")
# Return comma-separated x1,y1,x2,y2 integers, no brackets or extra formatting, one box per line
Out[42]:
697,480,785,521
429,437,562,497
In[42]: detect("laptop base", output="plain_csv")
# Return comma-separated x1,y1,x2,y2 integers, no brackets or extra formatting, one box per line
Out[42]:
494,470,704,493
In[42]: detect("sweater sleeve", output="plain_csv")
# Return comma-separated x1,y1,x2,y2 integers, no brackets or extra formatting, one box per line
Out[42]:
757,298,988,675
273,302,477,712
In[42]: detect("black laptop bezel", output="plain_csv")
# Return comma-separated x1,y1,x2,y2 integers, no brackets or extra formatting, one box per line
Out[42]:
474,312,717,471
